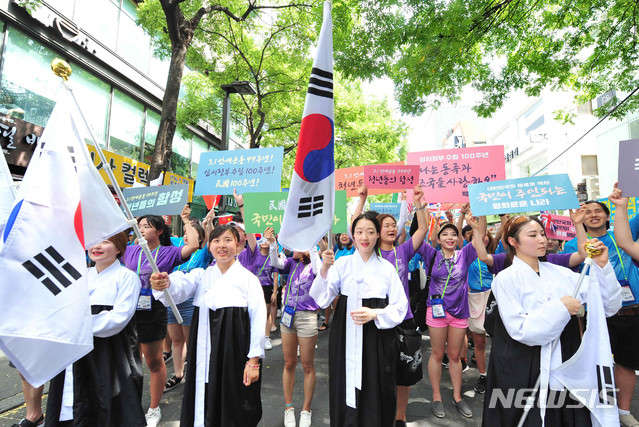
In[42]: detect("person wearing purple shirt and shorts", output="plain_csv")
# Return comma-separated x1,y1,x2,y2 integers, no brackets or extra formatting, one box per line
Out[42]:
121,210,198,427
267,228,321,427
418,217,483,419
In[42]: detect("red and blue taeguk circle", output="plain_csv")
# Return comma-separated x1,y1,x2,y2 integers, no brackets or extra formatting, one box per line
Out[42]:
294,114,334,183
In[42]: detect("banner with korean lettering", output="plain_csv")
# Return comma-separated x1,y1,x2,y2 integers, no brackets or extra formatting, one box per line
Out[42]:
541,212,577,241
245,190,348,234
86,145,150,187
468,174,581,216
0,114,43,167
407,146,506,202
598,197,638,223
122,184,189,216
364,164,419,190
163,171,194,203
369,203,401,220
194,147,283,195
335,162,404,197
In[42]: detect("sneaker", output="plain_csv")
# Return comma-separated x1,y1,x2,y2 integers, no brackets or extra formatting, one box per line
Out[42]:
431,400,445,418
299,410,312,427
145,407,161,427
474,374,487,394
461,358,469,373
12,415,44,427
162,351,172,363
442,354,449,368
284,407,296,427
453,398,473,418
265,337,273,350
620,413,639,427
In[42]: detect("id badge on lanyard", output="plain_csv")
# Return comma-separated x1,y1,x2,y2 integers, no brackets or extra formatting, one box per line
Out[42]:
280,262,300,328
619,279,636,303
431,296,445,318
137,287,152,311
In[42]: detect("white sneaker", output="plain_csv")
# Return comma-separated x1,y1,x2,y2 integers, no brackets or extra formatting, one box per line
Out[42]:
145,406,161,427
284,407,296,427
300,410,312,427
265,337,273,350
620,413,639,427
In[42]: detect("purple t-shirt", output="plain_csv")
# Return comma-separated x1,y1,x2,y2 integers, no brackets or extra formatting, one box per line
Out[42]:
249,250,276,287
280,257,319,312
488,252,572,275
380,238,415,320
418,241,477,319
123,245,184,289
237,247,253,269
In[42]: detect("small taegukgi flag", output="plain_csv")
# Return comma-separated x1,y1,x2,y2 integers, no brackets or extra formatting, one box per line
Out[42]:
279,1,334,251
0,85,129,387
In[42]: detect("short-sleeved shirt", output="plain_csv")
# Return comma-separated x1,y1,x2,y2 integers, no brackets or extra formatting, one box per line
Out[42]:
171,237,212,272
468,258,493,292
123,245,185,289
380,239,415,320
237,247,253,269
280,258,319,312
488,252,572,275
564,217,639,306
334,246,355,259
245,249,276,287
418,241,477,319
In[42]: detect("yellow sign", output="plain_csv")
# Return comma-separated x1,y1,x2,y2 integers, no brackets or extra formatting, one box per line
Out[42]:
164,171,194,203
87,145,151,188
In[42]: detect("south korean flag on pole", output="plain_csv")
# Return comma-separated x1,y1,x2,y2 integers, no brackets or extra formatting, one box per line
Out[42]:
279,1,334,251
0,86,128,387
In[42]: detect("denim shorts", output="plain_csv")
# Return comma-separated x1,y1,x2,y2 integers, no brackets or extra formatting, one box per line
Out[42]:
167,298,194,326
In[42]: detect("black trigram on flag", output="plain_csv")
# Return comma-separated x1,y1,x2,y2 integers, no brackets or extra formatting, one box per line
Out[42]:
596,364,616,406
22,246,83,296
307,67,333,99
298,196,324,218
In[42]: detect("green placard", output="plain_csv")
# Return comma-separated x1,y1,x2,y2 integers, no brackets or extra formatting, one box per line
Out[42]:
244,191,348,234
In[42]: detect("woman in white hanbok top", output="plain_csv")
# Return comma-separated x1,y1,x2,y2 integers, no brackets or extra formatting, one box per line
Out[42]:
482,216,621,427
311,211,408,427
151,224,266,427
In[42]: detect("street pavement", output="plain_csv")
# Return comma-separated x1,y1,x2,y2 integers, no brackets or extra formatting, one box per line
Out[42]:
2,320,639,426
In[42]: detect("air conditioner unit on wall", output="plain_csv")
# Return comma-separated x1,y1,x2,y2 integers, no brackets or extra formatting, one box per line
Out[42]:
586,176,600,200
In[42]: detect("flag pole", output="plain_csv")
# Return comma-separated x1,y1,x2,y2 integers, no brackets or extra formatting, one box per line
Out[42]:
51,59,183,324
516,245,599,426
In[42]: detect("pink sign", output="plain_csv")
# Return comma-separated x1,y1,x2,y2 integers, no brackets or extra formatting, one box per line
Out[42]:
541,212,577,241
407,146,506,203
335,162,404,197
364,164,419,189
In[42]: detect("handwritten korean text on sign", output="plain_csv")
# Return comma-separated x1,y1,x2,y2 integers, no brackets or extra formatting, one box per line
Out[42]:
468,174,580,216
194,147,283,195
244,191,348,234
542,213,577,241
364,164,419,189
598,197,638,223
407,146,506,202
122,184,189,216
335,162,404,197
369,203,402,220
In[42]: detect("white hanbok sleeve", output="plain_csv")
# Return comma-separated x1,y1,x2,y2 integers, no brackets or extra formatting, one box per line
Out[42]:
92,270,141,338
269,243,286,270
373,266,408,329
153,268,205,306
310,262,341,309
493,273,571,346
310,246,321,275
247,275,267,359
575,262,622,317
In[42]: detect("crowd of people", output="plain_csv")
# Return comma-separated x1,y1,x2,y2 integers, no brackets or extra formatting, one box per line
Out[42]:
10,182,639,427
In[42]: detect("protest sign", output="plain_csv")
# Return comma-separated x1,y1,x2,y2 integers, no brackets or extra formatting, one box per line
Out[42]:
541,212,577,241
245,191,348,234
598,197,638,223
194,147,283,195
364,164,419,190
468,174,580,216
407,146,506,202
163,171,194,202
370,203,402,220
618,139,639,196
122,184,189,216
87,145,151,187
335,162,404,197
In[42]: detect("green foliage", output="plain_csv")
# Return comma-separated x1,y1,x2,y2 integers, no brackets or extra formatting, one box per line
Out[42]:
336,0,639,119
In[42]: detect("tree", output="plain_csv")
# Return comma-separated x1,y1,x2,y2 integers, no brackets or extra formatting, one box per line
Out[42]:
336,0,639,120
136,0,313,180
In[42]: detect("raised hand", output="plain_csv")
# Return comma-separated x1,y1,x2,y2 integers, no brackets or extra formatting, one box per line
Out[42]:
609,182,628,208
264,227,276,243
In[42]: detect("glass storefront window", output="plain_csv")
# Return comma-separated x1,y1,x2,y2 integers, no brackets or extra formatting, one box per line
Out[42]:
73,0,119,50
70,66,111,147
109,89,143,159
0,28,58,127
117,12,151,74
144,109,160,164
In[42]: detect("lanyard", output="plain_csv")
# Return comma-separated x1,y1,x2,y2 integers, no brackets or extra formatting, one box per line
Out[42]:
284,262,301,309
137,246,159,275
588,232,628,281
176,249,197,272
257,254,270,277
440,259,454,299
393,247,399,271
477,259,483,285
